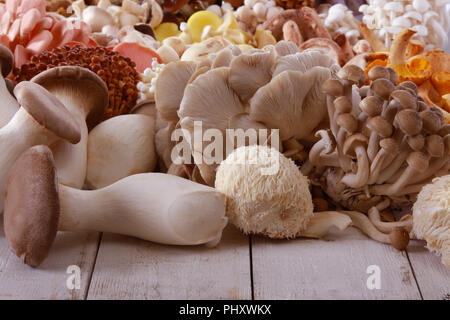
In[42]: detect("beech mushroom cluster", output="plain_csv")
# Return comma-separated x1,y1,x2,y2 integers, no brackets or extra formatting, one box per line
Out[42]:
312,64,449,215
155,45,339,184
412,175,450,268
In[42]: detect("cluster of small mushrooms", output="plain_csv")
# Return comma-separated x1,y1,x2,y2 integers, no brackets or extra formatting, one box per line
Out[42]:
0,0,448,269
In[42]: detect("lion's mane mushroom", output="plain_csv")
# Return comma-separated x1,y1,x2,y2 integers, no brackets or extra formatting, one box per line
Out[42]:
412,175,450,268
86,114,157,189
0,81,80,213
4,145,228,267
215,145,351,239
0,45,19,127
310,64,449,246
31,66,109,189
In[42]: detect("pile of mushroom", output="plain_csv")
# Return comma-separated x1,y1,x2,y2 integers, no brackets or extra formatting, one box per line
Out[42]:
312,63,449,219
318,3,361,46
154,44,339,183
360,0,450,51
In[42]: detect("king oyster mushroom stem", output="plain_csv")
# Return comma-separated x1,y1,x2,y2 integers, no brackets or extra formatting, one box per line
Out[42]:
0,45,19,127
86,114,157,189
0,82,81,213
31,67,109,189
4,145,228,268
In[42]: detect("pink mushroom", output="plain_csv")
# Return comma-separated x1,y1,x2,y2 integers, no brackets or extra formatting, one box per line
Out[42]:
0,0,91,69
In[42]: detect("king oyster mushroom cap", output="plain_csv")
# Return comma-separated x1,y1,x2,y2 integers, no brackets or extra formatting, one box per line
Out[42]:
31,67,109,188
412,175,450,268
0,45,19,127
155,61,197,123
250,67,332,141
86,114,157,189
4,145,59,267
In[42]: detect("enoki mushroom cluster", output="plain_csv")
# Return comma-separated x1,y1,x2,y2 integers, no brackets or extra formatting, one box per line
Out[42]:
13,46,139,120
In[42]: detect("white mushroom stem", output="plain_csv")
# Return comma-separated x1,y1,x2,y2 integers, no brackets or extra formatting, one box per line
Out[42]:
342,210,391,244
376,147,409,184
300,211,352,238
0,75,19,127
309,130,339,167
341,145,370,188
367,131,380,162
0,109,60,212
368,207,413,233
368,146,395,185
58,173,228,246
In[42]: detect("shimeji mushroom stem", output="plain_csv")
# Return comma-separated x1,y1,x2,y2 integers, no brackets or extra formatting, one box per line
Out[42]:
300,211,352,238
0,109,61,212
368,207,413,233
58,173,228,246
340,145,369,188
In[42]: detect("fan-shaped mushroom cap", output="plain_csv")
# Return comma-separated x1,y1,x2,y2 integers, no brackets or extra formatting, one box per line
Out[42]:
4,145,59,267
14,81,81,144
31,66,109,130
250,68,331,141
273,50,339,77
413,175,450,267
215,145,313,239
298,38,342,65
155,61,197,123
229,51,276,101
0,44,13,77
274,40,299,56
394,109,423,136
181,38,225,63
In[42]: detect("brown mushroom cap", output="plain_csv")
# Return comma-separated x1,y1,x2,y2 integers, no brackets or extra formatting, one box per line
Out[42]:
321,78,344,96
360,96,382,117
367,116,393,138
370,78,395,100
14,81,81,144
420,109,444,133
31,66,109,130
337,113,358,133
397,81,418,95
368,65,390,82
0,44,14,77
394,109,422,136
386,67,398,84
380,138,398,153
425,135,444,157
406,151,429,172
334,96,352,113
389,227,410,250
337,65,366,87
390,90,417,110
4,145,59,267
407,134,425,151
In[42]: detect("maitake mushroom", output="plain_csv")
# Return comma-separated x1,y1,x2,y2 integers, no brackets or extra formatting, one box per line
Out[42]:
412,175,450,268
154,45,339,185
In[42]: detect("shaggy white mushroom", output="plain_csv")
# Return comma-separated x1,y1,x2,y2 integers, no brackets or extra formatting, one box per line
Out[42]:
215,145,351,239
412,175,450,268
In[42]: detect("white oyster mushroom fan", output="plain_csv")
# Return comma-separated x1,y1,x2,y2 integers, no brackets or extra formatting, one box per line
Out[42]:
360,0,450,50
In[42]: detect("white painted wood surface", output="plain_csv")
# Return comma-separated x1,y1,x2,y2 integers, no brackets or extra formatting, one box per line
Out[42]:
251,227,422,300
0,220,448,299
0,219,99,300
407,240,450,300
87,225,252,300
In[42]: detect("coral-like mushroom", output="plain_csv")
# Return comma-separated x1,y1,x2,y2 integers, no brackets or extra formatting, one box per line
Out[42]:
13,45,139,120
412,175,450,268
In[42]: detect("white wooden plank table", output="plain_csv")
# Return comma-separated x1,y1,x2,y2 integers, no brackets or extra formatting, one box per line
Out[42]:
0,221,448,300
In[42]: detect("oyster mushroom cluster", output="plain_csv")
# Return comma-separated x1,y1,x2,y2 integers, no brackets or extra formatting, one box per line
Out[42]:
154,42,340,184
313,64,450,214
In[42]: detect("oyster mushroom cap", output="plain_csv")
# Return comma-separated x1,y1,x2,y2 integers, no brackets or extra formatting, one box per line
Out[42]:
412,175,450,268
249,67,332,141
155,61,197,123
228,50,276,101
273,50,339,77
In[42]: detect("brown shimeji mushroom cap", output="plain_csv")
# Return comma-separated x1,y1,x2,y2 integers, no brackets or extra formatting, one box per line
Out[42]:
31,66,109,129
0,44,13,77
14,81,81,144
4,145,59,267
